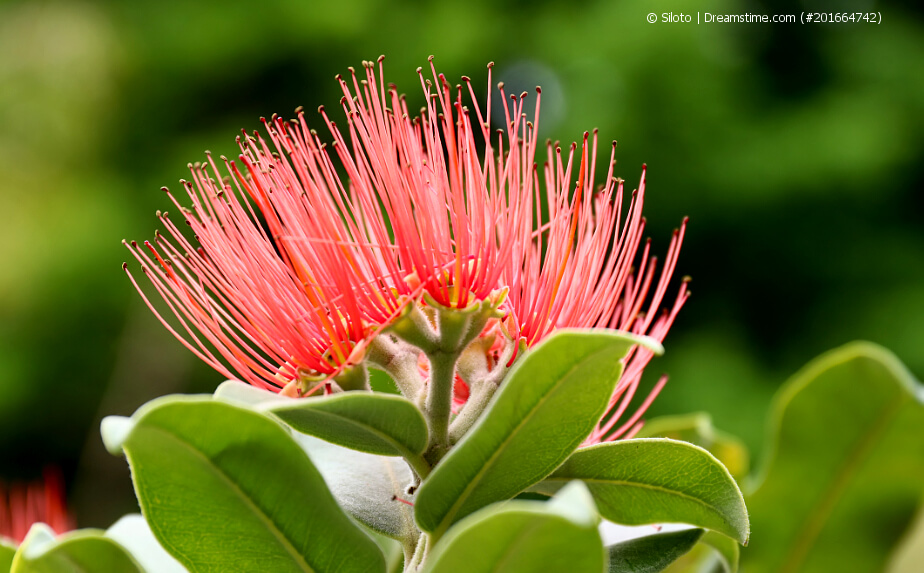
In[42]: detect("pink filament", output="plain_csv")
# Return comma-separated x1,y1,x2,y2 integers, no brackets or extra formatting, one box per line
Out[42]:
125,58,688,437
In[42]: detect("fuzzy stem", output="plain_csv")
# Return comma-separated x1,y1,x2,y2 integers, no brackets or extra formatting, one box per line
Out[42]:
423,351,458,464
367,335,424,400
449,337,517,443
448,380,498,443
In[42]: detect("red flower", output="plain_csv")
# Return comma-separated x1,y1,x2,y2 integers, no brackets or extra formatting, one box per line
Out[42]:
499,140,690,443
125,134,410,393
315,61,687,442
126,58,686,430
0,469,72,544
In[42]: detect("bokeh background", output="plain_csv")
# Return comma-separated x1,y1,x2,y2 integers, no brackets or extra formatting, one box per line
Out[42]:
1,0,921,527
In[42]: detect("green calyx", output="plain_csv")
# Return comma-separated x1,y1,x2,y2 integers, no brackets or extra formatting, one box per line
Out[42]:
382,289,510,464
332,362,370,392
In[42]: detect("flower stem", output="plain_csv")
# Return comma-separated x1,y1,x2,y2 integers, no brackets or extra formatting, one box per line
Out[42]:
448,337,516,443
423,350,458,465
448,380,498,444
367,335,424,400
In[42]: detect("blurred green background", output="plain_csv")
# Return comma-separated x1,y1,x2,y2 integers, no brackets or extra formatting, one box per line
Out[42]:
1,0,921,527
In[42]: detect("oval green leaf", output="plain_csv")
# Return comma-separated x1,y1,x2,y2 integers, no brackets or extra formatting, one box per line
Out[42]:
533,438,749,544
104,396,385,573
636,413,750,480
415,329,655,537
743,342,924,573
607,528,704,573
11,524,142,573
422,481,604,573
262,392,429,458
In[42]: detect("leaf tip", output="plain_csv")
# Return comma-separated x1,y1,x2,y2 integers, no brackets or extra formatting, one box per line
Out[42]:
736,517,751,546
547,481,600,528
631,334,665,356
213,379,283,406
101,415,134,455
18,523,57,560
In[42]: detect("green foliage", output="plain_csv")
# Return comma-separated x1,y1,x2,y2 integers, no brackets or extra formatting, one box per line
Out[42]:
11,524,141,573
102,396,385,573
216,381,419,541
700,531,739,573
534,439,749,544
216,379,429,467
1,540,17,572
414,330,659,537
741,342,924,573
363,531,404,573
636,413,750,480
265,391,429,459
421,482,605,573
91,331,924,572
607,528,704,573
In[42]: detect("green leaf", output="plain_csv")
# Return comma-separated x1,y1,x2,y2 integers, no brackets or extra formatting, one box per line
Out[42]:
292,433,418,542
1,539,17,572
215,380,430,475
636,413,750,480
415,329,656,537
742,342,924,573
422,481,605,573
263,392,429,458
103,396,385,573
106,514,187,573
533,438,749,544
369,369,401,395
607,528,704,573
700,530,740,573
11,524,142,573
363,530,404,573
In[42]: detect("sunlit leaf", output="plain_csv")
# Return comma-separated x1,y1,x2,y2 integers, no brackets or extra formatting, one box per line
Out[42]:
636,413,749,480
